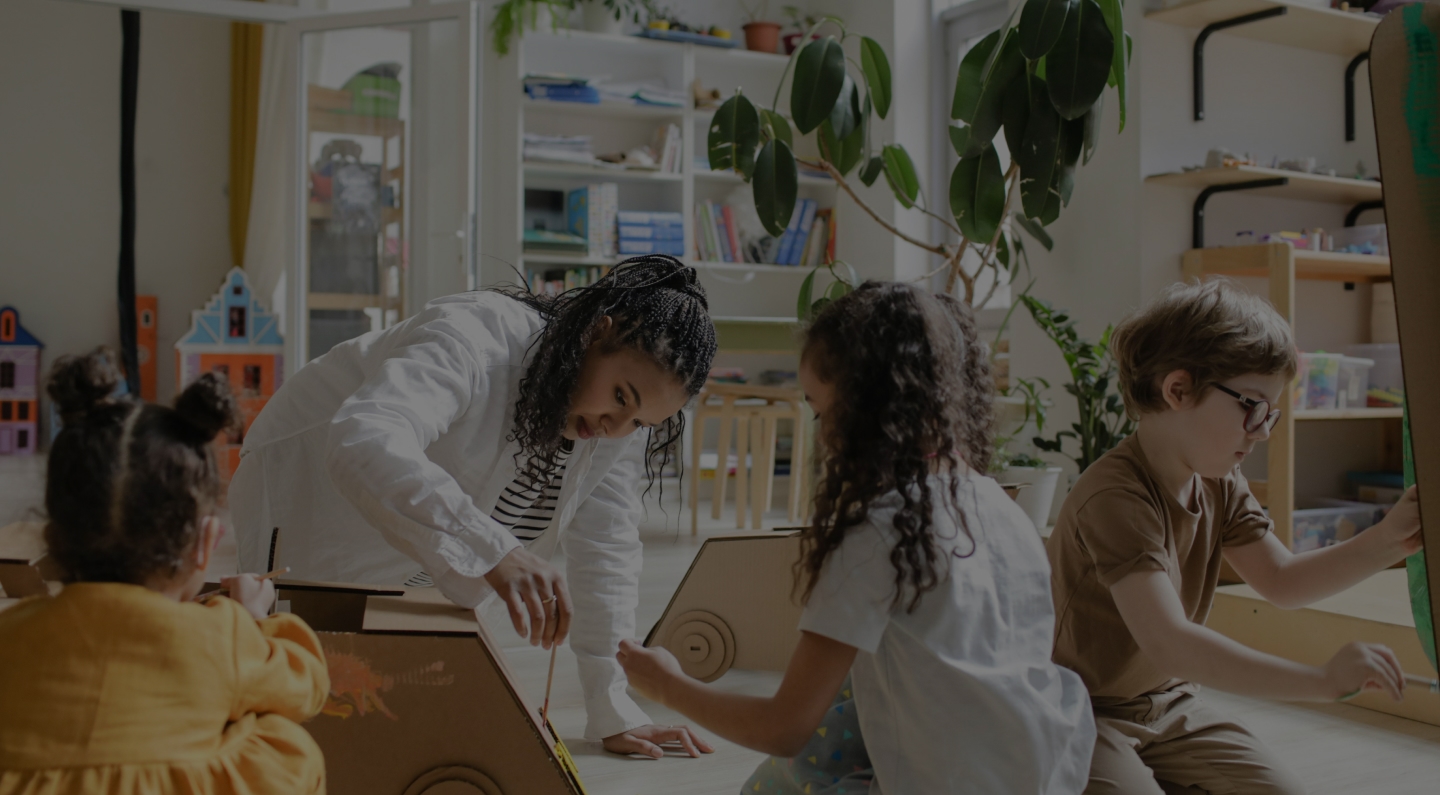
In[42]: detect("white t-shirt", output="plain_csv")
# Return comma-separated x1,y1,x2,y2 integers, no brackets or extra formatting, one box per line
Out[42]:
799,470,1095,795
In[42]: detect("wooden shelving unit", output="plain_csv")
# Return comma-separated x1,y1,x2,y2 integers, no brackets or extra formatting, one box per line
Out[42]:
1146,0,1379,55
1183,241,1396,550
1147,165,1383,204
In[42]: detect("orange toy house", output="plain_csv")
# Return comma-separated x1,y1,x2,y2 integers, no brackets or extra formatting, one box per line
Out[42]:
175,269,283,486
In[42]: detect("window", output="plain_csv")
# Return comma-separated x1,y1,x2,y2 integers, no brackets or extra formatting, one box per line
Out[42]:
1,402,11,421
211,364,231,380
16,430,27,450
229,306,247,337
0,312,12,342
0,361,12,389
243,364,262,393
17,402,28,421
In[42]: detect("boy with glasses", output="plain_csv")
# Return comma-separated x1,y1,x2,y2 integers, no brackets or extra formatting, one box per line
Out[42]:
1047,279,1423,794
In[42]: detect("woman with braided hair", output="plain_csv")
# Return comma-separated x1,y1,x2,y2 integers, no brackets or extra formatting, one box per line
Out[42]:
230,255,717,757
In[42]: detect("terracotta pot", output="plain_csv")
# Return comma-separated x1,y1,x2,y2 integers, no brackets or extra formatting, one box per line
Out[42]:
743,21,781,53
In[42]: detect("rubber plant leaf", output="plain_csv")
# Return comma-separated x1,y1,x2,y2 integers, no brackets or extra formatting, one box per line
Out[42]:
753,139,798,237
1018,0,1076,60
859,36,893,119
708,92,761,178
1047,0,1114,120
790,36,847,135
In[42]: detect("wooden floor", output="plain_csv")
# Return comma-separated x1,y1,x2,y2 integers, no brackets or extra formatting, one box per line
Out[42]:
5,456,1440,793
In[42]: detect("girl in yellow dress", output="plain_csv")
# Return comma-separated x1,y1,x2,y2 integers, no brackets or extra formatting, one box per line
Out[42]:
0,350,330,795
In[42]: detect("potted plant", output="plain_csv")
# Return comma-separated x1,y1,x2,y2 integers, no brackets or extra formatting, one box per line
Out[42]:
780,6,832,55
990,377,1064,533
739,1,781,53
705,1,1131,314
579,0,648,35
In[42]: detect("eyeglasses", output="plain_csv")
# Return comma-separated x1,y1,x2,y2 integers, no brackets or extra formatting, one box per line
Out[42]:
1212,383,1281,434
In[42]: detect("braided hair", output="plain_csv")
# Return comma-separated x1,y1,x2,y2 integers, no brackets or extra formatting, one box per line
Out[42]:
493,255,718,487
44,348,240,584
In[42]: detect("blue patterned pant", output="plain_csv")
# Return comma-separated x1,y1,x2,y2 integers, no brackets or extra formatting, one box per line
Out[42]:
741,677,875,795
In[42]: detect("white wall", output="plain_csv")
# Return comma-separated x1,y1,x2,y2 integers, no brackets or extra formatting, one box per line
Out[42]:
0,0,233,411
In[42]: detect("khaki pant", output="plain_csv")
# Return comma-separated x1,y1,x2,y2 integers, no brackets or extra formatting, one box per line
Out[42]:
1085,687,1307,795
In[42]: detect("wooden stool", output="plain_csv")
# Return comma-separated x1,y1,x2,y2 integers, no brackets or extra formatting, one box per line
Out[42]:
690,384,810,535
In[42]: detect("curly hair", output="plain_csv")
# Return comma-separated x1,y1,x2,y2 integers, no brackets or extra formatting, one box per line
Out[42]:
44,348,240,584
492,255,718,486
797,282,994,612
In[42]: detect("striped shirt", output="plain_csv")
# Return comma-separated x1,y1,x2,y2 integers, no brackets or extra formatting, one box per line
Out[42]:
402,442,573,589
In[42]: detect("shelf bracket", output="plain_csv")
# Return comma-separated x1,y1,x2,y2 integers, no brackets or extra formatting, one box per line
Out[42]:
1345,51,1371,142
1194,7,1288,121
1193,178,1290,249
1345,199,1385,227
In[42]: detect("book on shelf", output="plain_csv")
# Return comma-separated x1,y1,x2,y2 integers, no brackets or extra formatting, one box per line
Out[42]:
522,228,588,254
800,208,833,269
618,223,684,240
776,199,816,266
619,238,685,256
617,210,683,226
565,184,618,258
720,205,742,263
650,123,682,174
524,83,600,104
529,265,612,297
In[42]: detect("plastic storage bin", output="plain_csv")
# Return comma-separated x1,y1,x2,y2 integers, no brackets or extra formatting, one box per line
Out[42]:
1291,500,1383,552
1343,343,1403,406
1329,223,1388,256
1336,356,1374,410
1296,352,1342,411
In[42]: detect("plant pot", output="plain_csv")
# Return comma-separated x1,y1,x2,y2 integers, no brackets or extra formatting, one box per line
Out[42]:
743,21,781,53
782,32,820,54
581,1,624,35
993,466,1063,534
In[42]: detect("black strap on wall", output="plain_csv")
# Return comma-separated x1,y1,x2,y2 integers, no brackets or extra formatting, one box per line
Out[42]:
118,10,141,396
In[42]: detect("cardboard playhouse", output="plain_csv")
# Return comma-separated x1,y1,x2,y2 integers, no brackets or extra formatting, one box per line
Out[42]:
174,268,283,488
0,523,588,794
1207,6,1440,727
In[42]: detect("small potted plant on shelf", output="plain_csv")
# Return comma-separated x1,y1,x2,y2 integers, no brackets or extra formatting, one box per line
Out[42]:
578,0,648,35
739,1,781,53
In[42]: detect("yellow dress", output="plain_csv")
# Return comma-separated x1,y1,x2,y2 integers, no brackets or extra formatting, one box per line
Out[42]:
0,583,330,795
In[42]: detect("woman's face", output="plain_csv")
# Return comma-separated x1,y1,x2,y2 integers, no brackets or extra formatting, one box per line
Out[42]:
564,324,691,441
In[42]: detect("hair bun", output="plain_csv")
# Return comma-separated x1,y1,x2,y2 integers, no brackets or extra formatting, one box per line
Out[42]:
173,372,240,442
47,348,123,426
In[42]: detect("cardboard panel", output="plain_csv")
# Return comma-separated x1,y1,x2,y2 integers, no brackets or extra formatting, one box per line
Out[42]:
0,521,58,598
645,533,804,680
1370,6,1440,669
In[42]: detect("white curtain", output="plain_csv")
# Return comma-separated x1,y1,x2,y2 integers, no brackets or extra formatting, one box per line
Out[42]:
242,19,298,336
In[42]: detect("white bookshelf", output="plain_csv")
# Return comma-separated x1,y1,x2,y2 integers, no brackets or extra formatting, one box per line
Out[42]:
484,28,842,320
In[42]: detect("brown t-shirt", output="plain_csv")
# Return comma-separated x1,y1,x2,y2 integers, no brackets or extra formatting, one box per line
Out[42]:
1048,433,1271,701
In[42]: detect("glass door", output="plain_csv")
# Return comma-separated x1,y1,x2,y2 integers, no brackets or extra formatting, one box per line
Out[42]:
289,3,477,363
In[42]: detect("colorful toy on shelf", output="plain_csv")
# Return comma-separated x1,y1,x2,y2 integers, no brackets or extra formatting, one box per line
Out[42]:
0,307,42,456
174,269,283,487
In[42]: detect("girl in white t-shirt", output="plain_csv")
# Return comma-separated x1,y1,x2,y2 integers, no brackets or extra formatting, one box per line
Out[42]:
619,282,1095,794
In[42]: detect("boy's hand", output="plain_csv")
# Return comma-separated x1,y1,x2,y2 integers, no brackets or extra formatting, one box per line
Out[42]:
1323,641,1405,701
222,574,276,621
1369,486,1423,560
617,638,686,705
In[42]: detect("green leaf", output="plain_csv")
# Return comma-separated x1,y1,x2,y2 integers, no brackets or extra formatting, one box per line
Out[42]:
1047,0,1114,120
1061,114,1085,170
708,93,761,177
949,125,972,158
790,36,847,135
1097,0,1127,133
819,119,841,166
860,156,884,187
1040,163,1063,225
1000,75,1030,161
825,278,852,301
952,32,1025,157
881,144,920,209
997,231,1011,268
859,36,893,119
949,144,1006,243
760,108,792,148
1018,0,1076,60
828,74,859,144
953,30,999,122
798,268,818,321
754,140,798,237
1082,90,1103,165
836,112,865,176
1017,74,1061,219
1013,212,1054,250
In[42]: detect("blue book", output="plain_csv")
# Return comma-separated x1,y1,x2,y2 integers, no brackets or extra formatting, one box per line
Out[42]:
526,84,600,103
619,239,685,256
617,210,684,226
786,200,819,265
775,199,811,265
619,224,685,241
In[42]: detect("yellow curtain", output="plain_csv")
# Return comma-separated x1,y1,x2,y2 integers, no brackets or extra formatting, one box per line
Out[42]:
229,18,264,269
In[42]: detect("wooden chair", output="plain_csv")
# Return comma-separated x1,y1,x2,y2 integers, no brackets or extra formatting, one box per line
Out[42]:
689,383,810,535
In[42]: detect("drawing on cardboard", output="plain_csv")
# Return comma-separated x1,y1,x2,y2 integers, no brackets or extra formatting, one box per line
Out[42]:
1371,4,1440,672
645,532,805,682
321,637,454,720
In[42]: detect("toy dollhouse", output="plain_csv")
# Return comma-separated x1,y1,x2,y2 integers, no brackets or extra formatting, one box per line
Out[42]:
175,269,283,484
0,308,42,456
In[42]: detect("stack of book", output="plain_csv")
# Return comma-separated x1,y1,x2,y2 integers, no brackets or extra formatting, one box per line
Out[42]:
775,200,832,268
693,199,834,267
617,211,685,257
529,265,612,297
524,73,599,104
523,132,594,166
694,200,742,263
566,184,618,258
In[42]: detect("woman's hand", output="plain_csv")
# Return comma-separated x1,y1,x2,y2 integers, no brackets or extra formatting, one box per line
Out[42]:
221,574,276,621
602,723,715,759
484,547,572,649
617,638,686,705
1323,640,1405,702
1367,486,1424,562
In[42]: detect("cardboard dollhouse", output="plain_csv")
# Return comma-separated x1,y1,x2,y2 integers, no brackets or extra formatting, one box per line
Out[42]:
0,307,42,456
175,269,283,484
